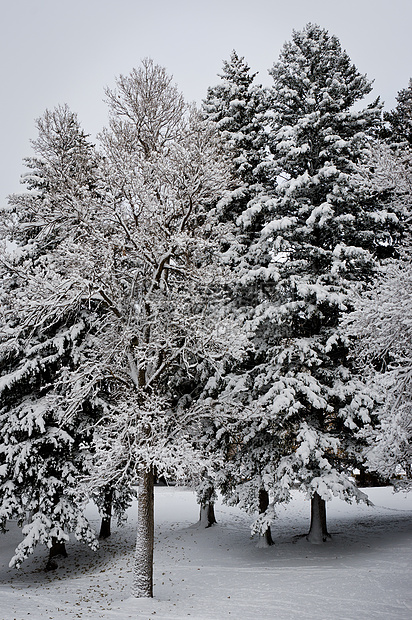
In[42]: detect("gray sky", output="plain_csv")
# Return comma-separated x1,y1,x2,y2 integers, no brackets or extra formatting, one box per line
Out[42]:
1,0,411,203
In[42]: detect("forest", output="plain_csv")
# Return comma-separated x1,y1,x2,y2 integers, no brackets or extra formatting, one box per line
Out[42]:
0,23,411,601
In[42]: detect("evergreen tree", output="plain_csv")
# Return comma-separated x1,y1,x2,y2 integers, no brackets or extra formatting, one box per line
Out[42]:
200,52,277,537
203,50,273,219
381,79,412,243
0,106,102,568
384,78,412,147
210,24,397,543
352,136,411,258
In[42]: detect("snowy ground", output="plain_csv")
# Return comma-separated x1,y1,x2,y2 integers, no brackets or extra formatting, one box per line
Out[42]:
1,487,411,620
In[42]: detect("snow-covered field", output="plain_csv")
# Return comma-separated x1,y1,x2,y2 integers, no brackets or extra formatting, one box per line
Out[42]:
1,486,411,620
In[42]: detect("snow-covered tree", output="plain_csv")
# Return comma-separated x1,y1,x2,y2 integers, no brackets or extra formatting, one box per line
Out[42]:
0,105,102,569
344,129,412,487
353,137,411,257
344,257,412,487
203,50,272,220
201,52,276,535
76,61,238,597
209,24,397,544
384,78,412,147
1,62,240,595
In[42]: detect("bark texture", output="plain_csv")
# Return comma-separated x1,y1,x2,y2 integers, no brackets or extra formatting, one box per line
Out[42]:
132,469,155,598
45,537,68,570
307,492,331,543
199,501,217,528
258,488,274,546
99,488,113,539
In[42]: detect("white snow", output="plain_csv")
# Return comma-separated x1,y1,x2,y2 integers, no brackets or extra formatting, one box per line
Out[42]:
1,486,411,619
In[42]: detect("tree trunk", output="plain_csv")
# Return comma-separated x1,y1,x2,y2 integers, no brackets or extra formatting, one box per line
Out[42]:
132,468,155,598
258,488,274,547
307,491,331,543
198,483,217,528
99,488,113,539
45,537,68,571
199,501,217,528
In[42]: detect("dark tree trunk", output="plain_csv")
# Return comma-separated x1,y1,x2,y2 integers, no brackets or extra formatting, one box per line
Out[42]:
45,537,68,571
199,500,217,528
258,488,274,546
198,484,217,528
307,492,331,543
132,468,155,598
99,488,113,539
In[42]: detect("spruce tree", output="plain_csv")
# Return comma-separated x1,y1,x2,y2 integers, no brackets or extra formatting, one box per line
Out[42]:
212,24,398,543
201,52,277,537
381,79,412,241
0,106,102,568
203,50,273,218
384,78,412,147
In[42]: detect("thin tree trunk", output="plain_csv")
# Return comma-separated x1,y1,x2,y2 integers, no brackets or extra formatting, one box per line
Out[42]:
99,488,113,539
307,491,331,543
132,468,155,598
45,537,68,571
258,488,274,547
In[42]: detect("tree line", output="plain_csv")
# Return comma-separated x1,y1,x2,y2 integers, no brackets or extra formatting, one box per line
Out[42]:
0,23,411,598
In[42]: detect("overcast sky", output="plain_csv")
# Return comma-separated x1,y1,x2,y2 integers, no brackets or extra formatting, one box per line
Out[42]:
1,0,411,203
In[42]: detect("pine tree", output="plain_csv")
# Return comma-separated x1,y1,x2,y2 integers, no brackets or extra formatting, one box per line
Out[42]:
0,106,102,568
203,50,272,219
200,52,277,537
381,79,412,244
212,24,398,543
384,78,412,147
